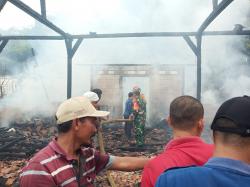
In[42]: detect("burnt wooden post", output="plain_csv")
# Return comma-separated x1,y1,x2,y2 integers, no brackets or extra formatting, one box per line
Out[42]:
65,37,83,98
65,38,73,98
196,34,202,100
0,40,8,53
195,0,233,100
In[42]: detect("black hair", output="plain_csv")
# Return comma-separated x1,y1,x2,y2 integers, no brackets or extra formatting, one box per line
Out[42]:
57,120,73,133
91,88,102,99
128,92,133,97
170,95,204,130
134,91,140,96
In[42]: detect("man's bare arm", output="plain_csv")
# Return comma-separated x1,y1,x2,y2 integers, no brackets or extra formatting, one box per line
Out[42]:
109,156,150,171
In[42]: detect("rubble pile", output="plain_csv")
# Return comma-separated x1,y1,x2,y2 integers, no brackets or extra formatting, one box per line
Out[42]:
95,124,170,186
0,117,56,160
0,118,171,187
0,160,25,187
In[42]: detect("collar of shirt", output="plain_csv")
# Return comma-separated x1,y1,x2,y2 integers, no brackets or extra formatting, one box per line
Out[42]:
205,157,250,175
164,136,204,151
49,137,78,161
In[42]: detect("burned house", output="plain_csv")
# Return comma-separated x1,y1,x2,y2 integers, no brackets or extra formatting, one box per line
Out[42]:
90,64,186,125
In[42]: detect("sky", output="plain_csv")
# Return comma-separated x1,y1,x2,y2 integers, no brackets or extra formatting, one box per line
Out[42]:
1,0,248,33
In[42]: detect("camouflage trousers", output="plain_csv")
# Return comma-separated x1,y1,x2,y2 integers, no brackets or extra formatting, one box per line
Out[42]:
134,114,146,146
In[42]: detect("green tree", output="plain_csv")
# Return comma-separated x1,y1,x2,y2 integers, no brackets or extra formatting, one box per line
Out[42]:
0,40,33,75
4,40,33,62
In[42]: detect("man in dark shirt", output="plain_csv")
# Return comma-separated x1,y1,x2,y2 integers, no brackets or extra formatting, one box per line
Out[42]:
123,92,133,140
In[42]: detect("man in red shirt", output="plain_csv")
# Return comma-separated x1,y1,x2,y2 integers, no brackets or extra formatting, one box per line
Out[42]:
141,95,213,187
20,96,149,187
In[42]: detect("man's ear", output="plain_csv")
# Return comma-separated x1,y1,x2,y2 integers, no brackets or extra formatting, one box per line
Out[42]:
198,118,204,130
72,119,80,131
166,116,172,127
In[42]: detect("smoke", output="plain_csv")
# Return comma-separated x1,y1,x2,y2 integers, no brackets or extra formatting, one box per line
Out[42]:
0,0,249,127
201,0,250,124
0,40,91,126
203,36,250,104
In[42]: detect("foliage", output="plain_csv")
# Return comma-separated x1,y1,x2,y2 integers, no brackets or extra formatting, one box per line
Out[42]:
3,41,33,62
0,41,32,75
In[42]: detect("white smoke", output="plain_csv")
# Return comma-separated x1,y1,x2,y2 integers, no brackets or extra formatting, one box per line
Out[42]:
0,0,249,127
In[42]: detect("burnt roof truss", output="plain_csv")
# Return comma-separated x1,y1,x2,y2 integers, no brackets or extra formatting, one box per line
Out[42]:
0,39,8,53
0,0,7,12
0,0,249,100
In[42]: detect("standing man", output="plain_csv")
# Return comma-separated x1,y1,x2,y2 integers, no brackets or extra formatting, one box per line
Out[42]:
141,95,213,187
91,88,102,102
156,96,250,187
132,86,146,147
20,96,149,187
91,88,102,110
123,92,133,140
83,91,99,109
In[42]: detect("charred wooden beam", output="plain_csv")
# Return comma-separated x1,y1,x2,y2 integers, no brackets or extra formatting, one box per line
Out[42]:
8,0,67,37
0,0,7,12
0,30,250,40
0,137,25,151
0,152,26,157
101,118,132,125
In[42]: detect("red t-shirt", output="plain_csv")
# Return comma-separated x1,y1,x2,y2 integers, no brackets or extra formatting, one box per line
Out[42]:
141,136,214,187
20,139,111,187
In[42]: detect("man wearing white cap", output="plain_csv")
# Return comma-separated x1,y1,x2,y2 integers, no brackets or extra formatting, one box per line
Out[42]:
20,96,149,187
83,91,100,109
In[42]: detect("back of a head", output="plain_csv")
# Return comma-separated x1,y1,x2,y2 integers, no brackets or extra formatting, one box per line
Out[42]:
128,92,133,97
91,88,102,99
132,86,141,96
211,96,250,146
83,91,99,102
169,95,204,130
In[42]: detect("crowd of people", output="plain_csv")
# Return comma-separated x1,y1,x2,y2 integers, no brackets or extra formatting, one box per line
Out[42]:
19,91,149,187
156,96,250,187
18,87,250,187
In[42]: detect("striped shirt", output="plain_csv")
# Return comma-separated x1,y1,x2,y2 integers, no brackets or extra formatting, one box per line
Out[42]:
20,138,112,187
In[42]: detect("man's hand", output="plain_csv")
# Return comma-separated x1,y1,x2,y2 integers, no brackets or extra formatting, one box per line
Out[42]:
129,114,134,120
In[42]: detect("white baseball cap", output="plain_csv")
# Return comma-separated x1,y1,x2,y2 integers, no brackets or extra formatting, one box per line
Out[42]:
56,96,109,125
83,91,99,102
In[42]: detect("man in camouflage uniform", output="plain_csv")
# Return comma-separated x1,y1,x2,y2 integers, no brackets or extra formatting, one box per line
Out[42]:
132,86,146,147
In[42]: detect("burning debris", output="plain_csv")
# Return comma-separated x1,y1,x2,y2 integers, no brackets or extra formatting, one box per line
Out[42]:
0,117,56,160
0,116,56,186
0,117,170,187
